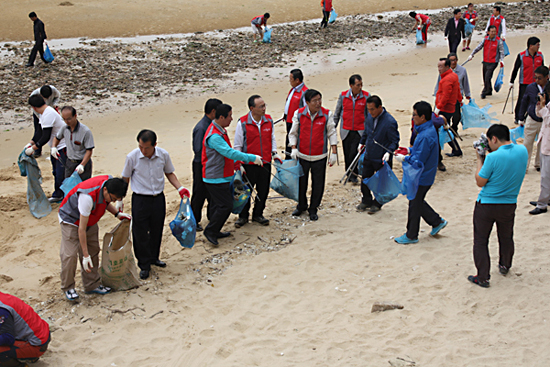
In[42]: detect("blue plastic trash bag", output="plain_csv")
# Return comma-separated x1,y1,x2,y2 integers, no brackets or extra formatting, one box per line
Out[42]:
263,27,272,43
461,98,499,129
416,29,425,45
18,150,51,219
329,9,338,23
270,159,304,202
510,125,525,144
364,163,401,205
60,170,82,197
503,41,510,57
438,126,454,147
357,152,365,176
231,170,251,214
400,160,424,200
44,45,54,63
169,198,197,248
494,68,504,93
464,19,475,38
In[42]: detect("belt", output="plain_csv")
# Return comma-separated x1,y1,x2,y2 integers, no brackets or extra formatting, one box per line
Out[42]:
133,192,164,197
67,158,82,163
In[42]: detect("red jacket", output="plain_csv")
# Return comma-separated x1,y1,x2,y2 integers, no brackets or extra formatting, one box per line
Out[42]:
436,69,462,113
238,113,274,162
321,0,332,11
0,292,50,346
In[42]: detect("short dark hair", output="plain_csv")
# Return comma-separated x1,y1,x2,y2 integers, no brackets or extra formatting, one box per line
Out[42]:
413,101,432,121
453,8,461,15
290,69,304,83
29,12,37,18
204,98,222,115
494,6,501,13
304,89,321,103
137,129,157,146
40,85,52,99
61,106,77,116
247,94,262,109
527,36,541,47
349,74,362,86
28,94,45,108
439,57,451,67
264,13,270,19
535,66,549,77
104,178,128,199
488,25,496,31
366,95,382,108
468,3,473,6
216,103,232,119
409,11,417,18
487,124,510,142
447,52,458,60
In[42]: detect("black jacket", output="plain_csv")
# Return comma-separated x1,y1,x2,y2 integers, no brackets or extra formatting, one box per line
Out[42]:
444,18,465,41
192,115,213,163
33,18,47,42
359,108,400,162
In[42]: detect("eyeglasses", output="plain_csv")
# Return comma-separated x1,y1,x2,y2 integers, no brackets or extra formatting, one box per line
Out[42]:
535,75,546,80
310,98,322,104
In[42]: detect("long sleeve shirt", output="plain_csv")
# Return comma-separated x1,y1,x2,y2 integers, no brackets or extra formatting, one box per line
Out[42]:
203,133,256,184
520,82,546,122
288,109,338,161
405,120,439,186
471,36,505,63
536,101,550,155
33,18,47,42
433,64,471,98
192,115,212,163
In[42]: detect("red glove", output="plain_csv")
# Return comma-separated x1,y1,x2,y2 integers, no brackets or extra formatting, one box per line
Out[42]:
178,186,190,199
466,96,471,100
395,147,410,156
234,161,242,171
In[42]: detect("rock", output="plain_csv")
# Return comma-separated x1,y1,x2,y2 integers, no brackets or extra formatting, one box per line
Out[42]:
371,302,404,312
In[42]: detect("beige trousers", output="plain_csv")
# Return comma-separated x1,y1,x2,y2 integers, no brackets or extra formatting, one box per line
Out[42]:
60,223,101,292
524,115,542,170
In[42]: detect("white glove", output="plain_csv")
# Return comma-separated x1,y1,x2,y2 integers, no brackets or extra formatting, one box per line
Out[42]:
328,153,337,166
290,148,298,160
75,164,84,174
518,120,525,127
116,212,132,221
383,152,390,162
25,146,34,156
467,55,473,61
82,256,93,272
113,200,124,213
509,82,514,89
253,155,263,166
24,143,32,149
50,147,60,160
395,154,405,163
434,108,440,116
272,153,283,164
358,144,365,153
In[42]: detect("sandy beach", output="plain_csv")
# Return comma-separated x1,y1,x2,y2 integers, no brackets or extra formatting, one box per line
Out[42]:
1,2,550,366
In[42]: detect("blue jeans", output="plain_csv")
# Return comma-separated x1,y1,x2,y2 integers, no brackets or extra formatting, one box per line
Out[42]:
51,147,67,198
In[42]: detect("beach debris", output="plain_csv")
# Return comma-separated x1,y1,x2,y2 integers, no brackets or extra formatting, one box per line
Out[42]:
388,356,416,366
371,302,404,313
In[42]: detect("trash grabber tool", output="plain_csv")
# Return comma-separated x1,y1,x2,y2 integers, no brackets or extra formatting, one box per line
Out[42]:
339,149,362,184
502,87,512,114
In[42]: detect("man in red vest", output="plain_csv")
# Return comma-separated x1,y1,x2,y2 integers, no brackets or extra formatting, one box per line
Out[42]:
251,13,270,42
283,69,308,155
462,3,477,51
320,0,333,29
409,11,431,43
510,37,544,124
484,5,506,41
467,25,505,99
0,292,50,366
58,176,130,301
234,95,283,228
288,89,338,221
333,74,369,183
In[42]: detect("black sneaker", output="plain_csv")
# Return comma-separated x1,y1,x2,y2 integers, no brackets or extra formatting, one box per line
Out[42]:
498,264,509,275
252,216,269,226
234,217,248,228
467,275,490,288
529,207,547,215
356,202,369,212
368,206,381,214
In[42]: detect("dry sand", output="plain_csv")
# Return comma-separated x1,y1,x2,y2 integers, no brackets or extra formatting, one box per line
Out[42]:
1,14,550,367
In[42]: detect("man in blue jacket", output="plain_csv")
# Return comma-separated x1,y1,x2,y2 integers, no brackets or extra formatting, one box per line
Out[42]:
394,101,447,244
356,96,400,214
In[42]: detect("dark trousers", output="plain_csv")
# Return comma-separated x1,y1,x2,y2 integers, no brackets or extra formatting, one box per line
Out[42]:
32,114,42,155
448,37,461,53
320,10,330,28
285,122,293,155
361,159,384,207
191,161,211,223
204,183,233,238
51,148,67,198
240,163,271,219
406,185,442,240
473,201,516,281
443,107,463,155
131,193,166,271
64,158,92,181
514,83,528,122
298,158,327,214
342,131,361,179
482,62,498,95
28,41,46,65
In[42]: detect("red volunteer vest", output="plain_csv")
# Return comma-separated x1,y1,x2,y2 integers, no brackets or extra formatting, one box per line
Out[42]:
251,15,265,27
341,90,368,131
322,0,332,11
202,122,235,179
285,84,308,123
239,113,274,162
464,10,477,25
0,292,50,346
59,175,110,227
489,15,504,37
297,106,330,156
483,36,501,63
519,50,544,85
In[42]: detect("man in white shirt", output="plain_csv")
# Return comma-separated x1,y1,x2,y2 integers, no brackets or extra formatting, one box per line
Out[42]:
29,85,60,157
26,94,67,202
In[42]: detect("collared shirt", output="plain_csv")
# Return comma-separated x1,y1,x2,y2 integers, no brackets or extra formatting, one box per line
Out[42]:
433,64,471,98
56,121,94,161
39,106,66,150
121,147,175,195
284,82,304,115
233,113,277,153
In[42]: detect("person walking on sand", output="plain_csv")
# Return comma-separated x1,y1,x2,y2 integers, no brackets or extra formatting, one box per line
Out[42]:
409,11,431,43
58,176,131,300
462,3,477,51
201,104,263,246
466,25,504,99
444,9,465,54
251,13,270,42
191,98,222,232
356,95,400,214
288,89,338,221
234,95,283,228
29,85,60,158
468,124,527,288
530,85,550,215
320,0,333,29
393,101,447,245
122,130,191,280
510,37,544,124
283,69,308,155
26,12,47,67
333,74,370,184
485,5,506,41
